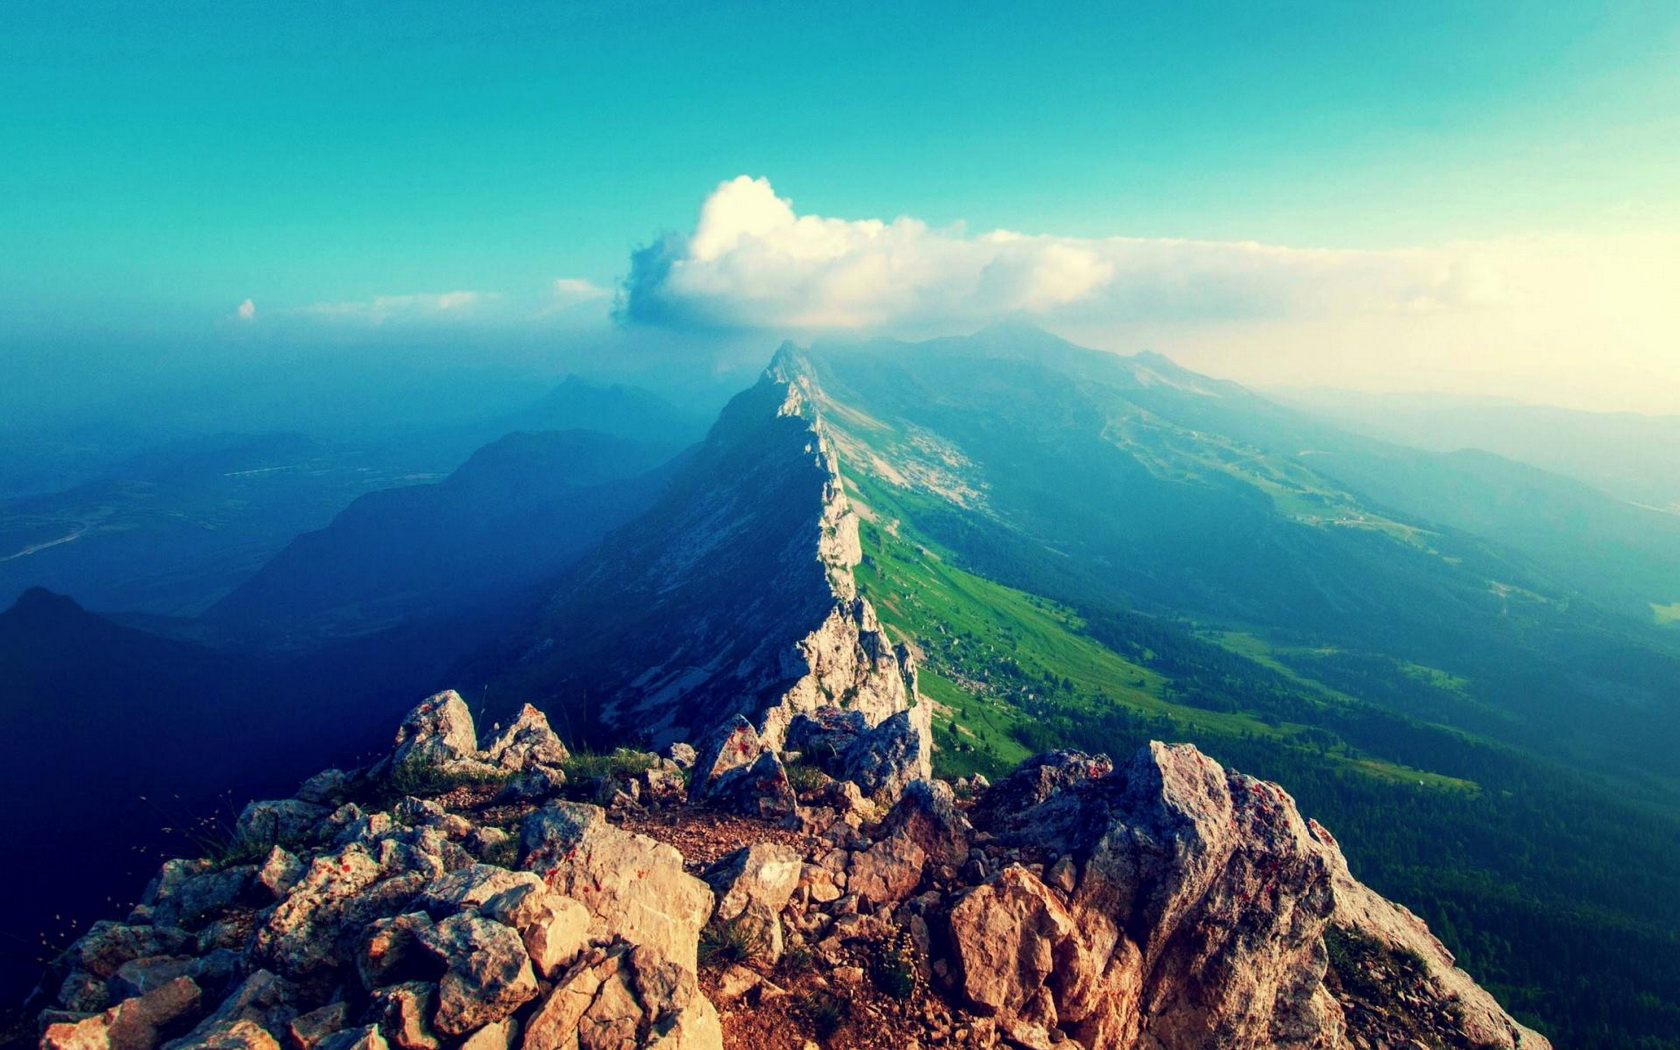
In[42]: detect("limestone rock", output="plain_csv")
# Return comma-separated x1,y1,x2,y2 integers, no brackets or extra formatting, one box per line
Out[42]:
165,970,296,1050
316,1026,388,1050
392,690,480,769
416,864,544,916
367,981,441,1050
881,778,971,868
41,976,202,1050
251,844,386,976
295,769,351,806
256,846,305,899
847,835,925,906
520,944,721,1050
703,843,802,964
838,708,931,804
520,802,714,972
784,708,869,766
481,882,592,978
357,912,439,992
417,914,538,1037
235,799,330,852
192,1019,284,1050
949,867,1075,1019
109,956,195,1000
967,742,1551,1050
459,1019,518,1050
1326,838,1550,1049
289,1003,350,1050
482,704,570,773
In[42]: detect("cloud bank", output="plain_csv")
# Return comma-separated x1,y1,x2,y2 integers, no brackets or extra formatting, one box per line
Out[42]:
618,176,1504,332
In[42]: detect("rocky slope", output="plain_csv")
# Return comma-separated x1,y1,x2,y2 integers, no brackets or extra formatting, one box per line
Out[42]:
24,691,1546,1050
491,353,925,761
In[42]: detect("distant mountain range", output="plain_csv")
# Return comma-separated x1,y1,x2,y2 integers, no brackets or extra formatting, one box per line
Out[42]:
0,377,708,618
1275,386,1680,513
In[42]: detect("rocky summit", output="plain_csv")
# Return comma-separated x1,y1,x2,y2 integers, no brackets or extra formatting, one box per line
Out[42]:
489,357,927,761
26,688,1546,1050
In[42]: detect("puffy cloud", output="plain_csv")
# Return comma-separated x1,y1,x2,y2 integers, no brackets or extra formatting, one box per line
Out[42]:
618,176,1504,332
235,298,256,321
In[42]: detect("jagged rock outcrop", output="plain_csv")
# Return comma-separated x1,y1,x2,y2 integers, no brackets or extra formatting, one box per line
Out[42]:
29,692,1541,1050
954,742,1549,1050
491,358,931,798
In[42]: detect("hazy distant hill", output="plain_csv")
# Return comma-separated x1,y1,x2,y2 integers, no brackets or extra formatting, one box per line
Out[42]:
1274,387,1680,513
204,429,684,646
0,378,708,621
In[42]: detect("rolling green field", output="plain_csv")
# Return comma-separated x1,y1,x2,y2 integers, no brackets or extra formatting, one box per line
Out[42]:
849,471,1474,791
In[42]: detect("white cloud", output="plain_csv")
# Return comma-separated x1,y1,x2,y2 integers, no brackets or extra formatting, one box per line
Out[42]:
551,278,611,310
235,298,256,321
296,290,497,324
618,176,1511,331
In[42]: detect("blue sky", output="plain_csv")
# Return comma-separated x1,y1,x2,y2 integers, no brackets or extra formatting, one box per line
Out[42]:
2,1,1678,407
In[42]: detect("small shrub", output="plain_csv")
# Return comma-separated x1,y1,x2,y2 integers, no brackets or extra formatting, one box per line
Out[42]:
561,747,657,783
783,758,826,795
797,990,850,1039
780,943,816,976
480,836,519,869
386,758,511,802
871,930,919,999
697,920,755,969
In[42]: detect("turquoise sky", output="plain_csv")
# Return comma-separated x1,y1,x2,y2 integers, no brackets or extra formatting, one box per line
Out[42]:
2,1,1677,339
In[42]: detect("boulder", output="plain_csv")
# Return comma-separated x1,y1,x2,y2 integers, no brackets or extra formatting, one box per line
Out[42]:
417,914,538,1037
459,1019,518,1050
481,882,592,978
315,1026,388,1050
970,750,1112,841
520,944,721,1050
481,704,570,773
880,778,972,868
391,690,480,769
367,981,441,1050
663,742,697,770
358,912,440,991
192,1019,284,1050
256,846,305,900
784,708,868,766
415,865,544,916
838,708,930,804
687,717,798,818
288,1003,350,1050
146,866,253,929
234,799,330,852
41,976,203,1050
295,769,351,806
846,835,925,906
250,844,387,976
519,802,714,972
109,956,194,1000
949,867,1075,1021
703,843,802,964
165,970,296,1050
960,742,1551,1050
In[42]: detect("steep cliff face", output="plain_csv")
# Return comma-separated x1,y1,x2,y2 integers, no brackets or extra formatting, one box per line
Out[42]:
495,351,922,754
